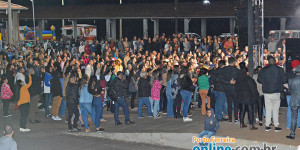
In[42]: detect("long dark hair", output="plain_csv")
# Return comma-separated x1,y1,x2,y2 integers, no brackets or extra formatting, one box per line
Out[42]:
15,80,22,102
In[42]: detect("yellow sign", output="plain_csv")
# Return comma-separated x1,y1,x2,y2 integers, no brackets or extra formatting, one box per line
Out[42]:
0,33,2,41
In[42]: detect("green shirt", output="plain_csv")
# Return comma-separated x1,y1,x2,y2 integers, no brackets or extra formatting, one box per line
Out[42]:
198,75,210,90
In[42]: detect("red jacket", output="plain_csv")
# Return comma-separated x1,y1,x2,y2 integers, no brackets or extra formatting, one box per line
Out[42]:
1,83,13,100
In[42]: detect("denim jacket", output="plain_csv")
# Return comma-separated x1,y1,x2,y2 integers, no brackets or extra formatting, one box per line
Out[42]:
79,85,93,103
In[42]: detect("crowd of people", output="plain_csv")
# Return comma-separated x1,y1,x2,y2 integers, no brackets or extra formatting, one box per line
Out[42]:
0,32,299,141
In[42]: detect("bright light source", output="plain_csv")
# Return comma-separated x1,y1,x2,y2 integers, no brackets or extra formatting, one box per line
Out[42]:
203,0,210,5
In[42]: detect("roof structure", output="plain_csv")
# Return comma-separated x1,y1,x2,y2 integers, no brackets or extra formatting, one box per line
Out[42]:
0,1,298,19
0,1,28,10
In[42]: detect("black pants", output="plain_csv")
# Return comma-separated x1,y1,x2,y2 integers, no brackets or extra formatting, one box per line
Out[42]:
210,93,216,111
240,104,255,125
67,102,79,130
257,95,264,121
131,92,136,109
225,89,239,121
2,99,10,116
19,103,30,128
161,86,167,112
173,93,182,117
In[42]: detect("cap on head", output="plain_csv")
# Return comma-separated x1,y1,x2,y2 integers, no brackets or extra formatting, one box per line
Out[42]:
291,60,300,69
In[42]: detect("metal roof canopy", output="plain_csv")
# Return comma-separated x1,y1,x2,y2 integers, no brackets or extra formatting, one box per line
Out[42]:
0,1,28,10
0,1,298,19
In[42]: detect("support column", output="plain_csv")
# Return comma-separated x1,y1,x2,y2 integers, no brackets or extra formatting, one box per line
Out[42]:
38,19,45,44
230,18,235,36
143,19,148,38
184,18,189,33
12,12,19,46
62,19,66,36
111,19,116,41
106,19,111,40
119,19,122,39
280,18,286,30
201,18,207,37
72,19,77,41
153,19,159,37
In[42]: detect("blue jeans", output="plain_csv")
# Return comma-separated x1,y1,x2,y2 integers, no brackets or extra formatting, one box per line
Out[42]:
114,97,130,123
214,91,226,120
80,103,95,129
167,94,174,117
198,130,216,146
153,100,160,117
149,96,154,113
93,97,103,128
180,90,193,118
45,93,52,115
58,98,66,116
286,96,300,128
138,97,152,117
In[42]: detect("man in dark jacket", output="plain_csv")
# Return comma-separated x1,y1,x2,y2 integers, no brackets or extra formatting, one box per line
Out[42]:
28,59,42,123
222,57,239,123
210,60,227,121
286,65,300,140
111,71,134,125
51,71,63,121
65,74,79,132
137,71,152,118
258,56,287,132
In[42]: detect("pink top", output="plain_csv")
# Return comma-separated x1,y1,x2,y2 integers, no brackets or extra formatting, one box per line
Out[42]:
1,83,13,100
151,80,161,101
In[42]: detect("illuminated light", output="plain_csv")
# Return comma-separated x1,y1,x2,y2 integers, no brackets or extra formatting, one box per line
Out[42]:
203,0,210,5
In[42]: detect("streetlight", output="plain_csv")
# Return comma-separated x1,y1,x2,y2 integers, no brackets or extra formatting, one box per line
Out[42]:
203,0,210,6
30,0,36,45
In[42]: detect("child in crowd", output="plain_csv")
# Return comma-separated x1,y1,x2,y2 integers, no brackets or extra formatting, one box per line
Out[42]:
151,70,161,119
198,108,220,146
1,76,14,117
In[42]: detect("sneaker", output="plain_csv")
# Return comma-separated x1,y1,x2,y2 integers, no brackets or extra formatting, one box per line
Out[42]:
3,114,12,118
274,127,282,132
154,115,161,119
131,108,138,111
95,128,104,132
55,116,62,120
100,119,107,122
183,117,193,122
52,116,62,121
148,115,153,118
188,113,193,117
138,116,144,119
85,129,91,133
20,128,31,132
163,111,167,115
265,126,271,132
46,114,52,117
71,128,79,132
40,108,45,112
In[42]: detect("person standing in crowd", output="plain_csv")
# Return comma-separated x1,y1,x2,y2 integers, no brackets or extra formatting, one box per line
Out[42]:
166,69,174,118
17,71,32,132
44,65,52,117
1,76,13,117
79,75,96,132
88,75,105,132
111,71,135,125
85,60,94,78
236,67,259,130
29,58,42,123
258,56,287,132
253,66,264,126
222,57,239,123
50,70,63,121
171,65,182,119
137,71,153,118
210,60,226,121
151,70,162,119
198,68,210,116
179,66,194,122
128,70,138,111
66,74,80,132
286,65,300,140
0,125,17,150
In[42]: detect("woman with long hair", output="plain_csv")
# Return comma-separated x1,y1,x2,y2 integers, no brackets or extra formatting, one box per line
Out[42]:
79,75,96,132
128,70,138,110
1,76,13,117
88,75,104,132
166,69,174,118
198,68,211,116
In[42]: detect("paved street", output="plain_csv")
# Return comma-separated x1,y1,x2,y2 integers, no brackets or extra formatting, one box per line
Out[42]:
0,100,299,150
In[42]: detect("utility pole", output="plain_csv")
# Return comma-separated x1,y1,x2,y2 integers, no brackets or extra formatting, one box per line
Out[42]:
248,0,254,77
120,0,122,40
31,0,36,45
8,0,13,46
175,0,178,35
